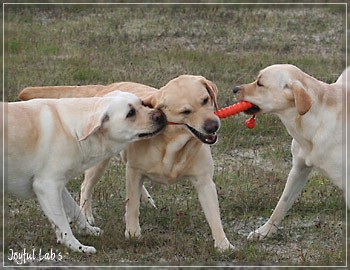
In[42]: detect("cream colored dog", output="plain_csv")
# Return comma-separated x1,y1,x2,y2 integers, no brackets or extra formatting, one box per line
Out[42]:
19,75,233,251
232,64,348,240
4,91,166,253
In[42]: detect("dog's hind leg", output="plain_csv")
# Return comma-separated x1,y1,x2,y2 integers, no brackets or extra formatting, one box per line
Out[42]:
80,158,111,226
33,177,96,253
140,185,156,209
248,140,312,240
62,187,102,237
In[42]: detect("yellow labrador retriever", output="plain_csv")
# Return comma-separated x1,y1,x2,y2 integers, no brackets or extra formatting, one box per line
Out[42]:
232,64,348,240
18,75,233,251
4,91,166,253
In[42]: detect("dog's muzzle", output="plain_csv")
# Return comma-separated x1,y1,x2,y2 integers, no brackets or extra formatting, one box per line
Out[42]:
186,119,219,145
232,86,261,115
139,110,167,138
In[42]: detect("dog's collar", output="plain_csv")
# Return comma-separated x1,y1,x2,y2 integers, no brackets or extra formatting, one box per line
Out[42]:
167,121,184,125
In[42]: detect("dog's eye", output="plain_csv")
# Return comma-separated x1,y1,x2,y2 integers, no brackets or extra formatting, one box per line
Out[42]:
257,80,264,87
126,108,136,118
202,97,209,106
181,109,192,115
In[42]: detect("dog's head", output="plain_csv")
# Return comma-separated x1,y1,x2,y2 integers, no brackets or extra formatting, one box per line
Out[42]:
79,91,167,143
143,75,220,145
232,64,313,116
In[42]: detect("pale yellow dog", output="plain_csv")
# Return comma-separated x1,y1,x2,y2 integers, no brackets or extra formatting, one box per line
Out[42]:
5,91,166,253
233,64,348,240
19,75,233,251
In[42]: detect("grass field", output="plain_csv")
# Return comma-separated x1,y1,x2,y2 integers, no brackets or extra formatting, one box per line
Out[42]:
3,3,348,267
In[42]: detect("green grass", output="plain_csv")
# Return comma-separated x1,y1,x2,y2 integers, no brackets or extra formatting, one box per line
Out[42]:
3,3,347,267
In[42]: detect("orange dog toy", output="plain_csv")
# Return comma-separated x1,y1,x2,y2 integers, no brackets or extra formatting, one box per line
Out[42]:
214,101,253,118
214,101,256,129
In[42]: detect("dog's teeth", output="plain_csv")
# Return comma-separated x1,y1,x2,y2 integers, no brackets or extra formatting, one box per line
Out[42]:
204,134,218,144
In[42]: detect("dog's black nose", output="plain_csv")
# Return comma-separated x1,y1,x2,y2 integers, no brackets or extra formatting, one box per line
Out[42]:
232,86,241,94
203,119,219,134
152,110,167,124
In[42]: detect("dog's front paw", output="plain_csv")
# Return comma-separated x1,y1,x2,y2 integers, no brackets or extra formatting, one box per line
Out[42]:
89,226,103,236
125,227,141,239
247,222,278,240
58,235,97,253
214,237,235,252
79,245,97,254
78,225,103,237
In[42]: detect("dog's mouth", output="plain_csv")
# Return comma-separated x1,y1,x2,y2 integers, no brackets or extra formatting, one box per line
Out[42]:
186,124,218,144
138,125,166,139
243,103,261,115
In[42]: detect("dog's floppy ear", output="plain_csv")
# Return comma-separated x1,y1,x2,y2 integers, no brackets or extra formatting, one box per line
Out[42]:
290,81,312,115
79,110,110,141
142,91,164,109
199,77,219,111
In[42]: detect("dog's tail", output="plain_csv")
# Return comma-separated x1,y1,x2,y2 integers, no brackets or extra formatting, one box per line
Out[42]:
18,85,105,100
